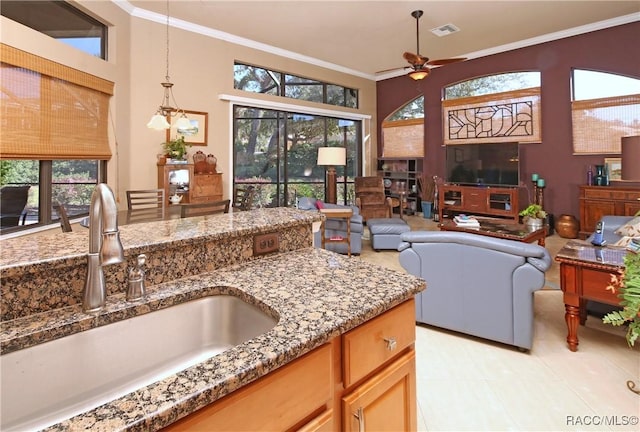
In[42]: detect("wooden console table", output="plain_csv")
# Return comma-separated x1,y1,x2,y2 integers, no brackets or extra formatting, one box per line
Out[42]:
320,208,352,257
555,240,625,352
578,185,640,239
439,184,521,223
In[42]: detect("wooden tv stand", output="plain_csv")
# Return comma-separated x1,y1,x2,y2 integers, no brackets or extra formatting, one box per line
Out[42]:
438,184,521,223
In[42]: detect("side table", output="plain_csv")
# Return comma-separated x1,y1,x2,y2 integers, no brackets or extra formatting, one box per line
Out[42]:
555,240,625,351
320,208,353,257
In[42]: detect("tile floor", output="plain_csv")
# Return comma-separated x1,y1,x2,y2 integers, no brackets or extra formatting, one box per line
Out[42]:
355,215,640,432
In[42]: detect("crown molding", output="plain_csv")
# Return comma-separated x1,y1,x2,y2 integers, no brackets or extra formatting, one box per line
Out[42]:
112,2,638,83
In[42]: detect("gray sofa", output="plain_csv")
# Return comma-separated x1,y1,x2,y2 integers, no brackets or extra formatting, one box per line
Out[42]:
585,215,634,245
398,231,551,351
297,197,364,255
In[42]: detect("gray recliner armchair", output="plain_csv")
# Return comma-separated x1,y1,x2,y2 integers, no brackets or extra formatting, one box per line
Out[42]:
398,231,551,351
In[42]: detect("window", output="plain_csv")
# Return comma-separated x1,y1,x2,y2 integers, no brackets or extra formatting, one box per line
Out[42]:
382,96,424,157
0,44,112,234
445,72,540,99
571,69,640,154
1,0,107,59
234,62,358,108
233,106,361,207
443,72,542,145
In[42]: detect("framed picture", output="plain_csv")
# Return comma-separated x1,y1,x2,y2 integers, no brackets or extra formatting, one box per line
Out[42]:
166,110,208,146
604,158,622,181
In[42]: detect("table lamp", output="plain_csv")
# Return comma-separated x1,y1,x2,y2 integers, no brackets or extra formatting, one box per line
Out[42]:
317,147,346,204
621,136,640,181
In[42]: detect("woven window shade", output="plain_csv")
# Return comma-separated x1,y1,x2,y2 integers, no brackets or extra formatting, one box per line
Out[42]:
442,87,541,144
0,44,113,160
381,118,424,157
571,94,640,155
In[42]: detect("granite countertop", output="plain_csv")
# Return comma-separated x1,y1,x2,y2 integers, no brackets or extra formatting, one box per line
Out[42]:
2,247,425,431
0,207,321,271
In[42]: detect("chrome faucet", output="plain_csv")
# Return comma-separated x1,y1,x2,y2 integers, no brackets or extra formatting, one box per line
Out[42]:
83,183,125,313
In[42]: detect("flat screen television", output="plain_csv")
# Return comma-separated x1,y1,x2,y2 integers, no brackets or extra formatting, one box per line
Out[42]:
445,143,520,187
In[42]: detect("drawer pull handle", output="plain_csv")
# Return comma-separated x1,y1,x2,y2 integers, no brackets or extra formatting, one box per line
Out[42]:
353,407,365,432
383,337,397,351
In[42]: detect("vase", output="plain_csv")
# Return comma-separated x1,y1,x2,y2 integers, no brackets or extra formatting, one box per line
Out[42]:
555,214,579,239
524,217,544,229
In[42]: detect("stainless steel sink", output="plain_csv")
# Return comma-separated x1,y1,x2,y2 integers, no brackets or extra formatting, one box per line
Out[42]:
0,294,277,431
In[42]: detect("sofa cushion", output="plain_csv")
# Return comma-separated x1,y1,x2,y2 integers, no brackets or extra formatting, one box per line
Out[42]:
614,236,636,247
614,216,640,237
297,197,317,210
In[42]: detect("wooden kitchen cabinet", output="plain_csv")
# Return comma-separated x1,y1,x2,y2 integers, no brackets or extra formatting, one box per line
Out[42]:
341,299,416,432
191,173,223,203
578,185,640,238
343,350,416,432
162,298,417,431
158,164,223,206
163,344,333,431
157,163,194,206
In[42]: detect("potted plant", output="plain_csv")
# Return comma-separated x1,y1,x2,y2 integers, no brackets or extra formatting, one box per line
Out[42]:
603,249,640,347
162,136,190,161
519,204,547,227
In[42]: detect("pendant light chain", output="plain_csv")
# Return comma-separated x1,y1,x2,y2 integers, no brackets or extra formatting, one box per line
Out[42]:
165,0,170,82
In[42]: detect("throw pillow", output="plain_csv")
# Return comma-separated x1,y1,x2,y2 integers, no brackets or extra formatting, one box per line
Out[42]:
613,236,637,247
315,200,325,209
614,216,640,237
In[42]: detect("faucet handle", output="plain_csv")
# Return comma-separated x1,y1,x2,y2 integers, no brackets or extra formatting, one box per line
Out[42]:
127,254,147,301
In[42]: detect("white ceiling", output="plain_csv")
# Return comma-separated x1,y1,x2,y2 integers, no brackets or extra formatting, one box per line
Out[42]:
121,1,640,80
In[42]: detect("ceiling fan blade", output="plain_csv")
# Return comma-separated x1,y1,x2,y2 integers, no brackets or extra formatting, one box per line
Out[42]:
403,51,429,67
376,66,410,74
426,57,467,66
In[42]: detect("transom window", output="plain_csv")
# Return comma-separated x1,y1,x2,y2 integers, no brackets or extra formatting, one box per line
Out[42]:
234,62,358,108
1,0,107,59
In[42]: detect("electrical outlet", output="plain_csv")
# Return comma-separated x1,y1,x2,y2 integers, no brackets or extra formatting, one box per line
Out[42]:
253,233,279,256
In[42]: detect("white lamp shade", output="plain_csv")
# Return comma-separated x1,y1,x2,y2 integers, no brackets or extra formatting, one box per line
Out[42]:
317,147,346,166
621,135,640,181
147,114,170,130
174,116,192,130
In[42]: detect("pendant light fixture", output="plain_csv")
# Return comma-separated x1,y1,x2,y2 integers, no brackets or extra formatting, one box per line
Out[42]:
147,0,191,131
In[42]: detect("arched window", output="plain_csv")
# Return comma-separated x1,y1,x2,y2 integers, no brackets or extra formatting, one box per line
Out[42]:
571,69,640,154
443,72,541,144
382,95,424,157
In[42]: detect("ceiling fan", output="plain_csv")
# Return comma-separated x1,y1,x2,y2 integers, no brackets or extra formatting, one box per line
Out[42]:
382,10,466,80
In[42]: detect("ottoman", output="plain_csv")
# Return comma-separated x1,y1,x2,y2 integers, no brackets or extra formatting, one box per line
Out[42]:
367,218,411,251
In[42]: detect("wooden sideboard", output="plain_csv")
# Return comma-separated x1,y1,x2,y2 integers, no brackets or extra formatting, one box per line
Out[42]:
438,184,521,222
158,163,223,206
578,185,640,239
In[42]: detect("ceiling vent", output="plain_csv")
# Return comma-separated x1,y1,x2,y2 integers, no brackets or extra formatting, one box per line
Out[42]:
430,24,461,37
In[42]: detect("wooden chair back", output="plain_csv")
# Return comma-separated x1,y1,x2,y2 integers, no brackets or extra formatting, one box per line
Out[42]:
53,202,72,232
0,185,31,227
233,185,256,211
126,189,165,209
181,199,230,218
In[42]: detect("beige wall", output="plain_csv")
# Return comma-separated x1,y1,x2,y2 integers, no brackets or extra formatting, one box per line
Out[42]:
129,15,377,205
0,0,377,208
2,1,376,210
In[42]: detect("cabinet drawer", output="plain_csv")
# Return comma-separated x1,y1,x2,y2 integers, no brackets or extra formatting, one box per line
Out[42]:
626,192,640,201
164,344,332,431
191,195,223,204
342,299,415,388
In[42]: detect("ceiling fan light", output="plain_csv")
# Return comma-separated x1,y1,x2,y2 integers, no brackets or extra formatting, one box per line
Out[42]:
409,69,429,80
